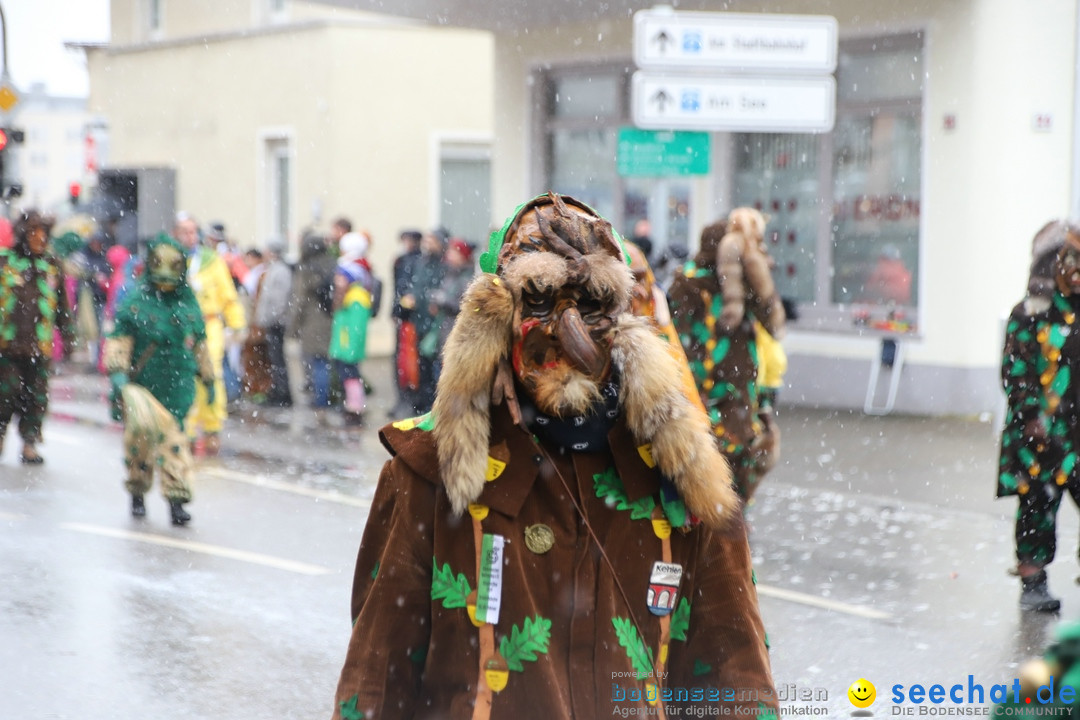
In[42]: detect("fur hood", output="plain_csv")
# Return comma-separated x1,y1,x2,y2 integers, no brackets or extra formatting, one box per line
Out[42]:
431,272,740,529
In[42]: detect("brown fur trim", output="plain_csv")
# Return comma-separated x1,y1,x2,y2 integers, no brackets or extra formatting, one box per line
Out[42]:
582,253,634,306
611,316,739,528
717,207,785,338
432,274,516,514
501,252,568,295
103,335,134,374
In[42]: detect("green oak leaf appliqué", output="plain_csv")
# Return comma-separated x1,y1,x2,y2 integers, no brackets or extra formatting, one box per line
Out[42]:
431,559,471,609
669,597,691,642
499,615,552,672
594,467,655,519
338,694,365,720
612,616,654,680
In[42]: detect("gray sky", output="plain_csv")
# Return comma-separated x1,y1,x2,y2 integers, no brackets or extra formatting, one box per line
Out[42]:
4,0,110,97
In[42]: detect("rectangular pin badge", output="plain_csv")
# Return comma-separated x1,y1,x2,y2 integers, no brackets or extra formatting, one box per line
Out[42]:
475,533,505,625
647,561,683,616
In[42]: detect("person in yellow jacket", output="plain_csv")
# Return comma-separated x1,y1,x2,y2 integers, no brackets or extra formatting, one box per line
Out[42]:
174,214,246,456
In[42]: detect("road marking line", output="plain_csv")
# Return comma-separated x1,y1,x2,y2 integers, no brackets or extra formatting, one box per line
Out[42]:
60,522,332,576
756,583,891,621
201,466,372,510
42,429,84,445
0,510,26,521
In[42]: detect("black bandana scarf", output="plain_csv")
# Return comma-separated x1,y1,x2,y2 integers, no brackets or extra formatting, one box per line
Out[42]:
521,376,621,453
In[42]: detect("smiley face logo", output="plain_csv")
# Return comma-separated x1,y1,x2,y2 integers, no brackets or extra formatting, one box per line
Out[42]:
848,679,876,708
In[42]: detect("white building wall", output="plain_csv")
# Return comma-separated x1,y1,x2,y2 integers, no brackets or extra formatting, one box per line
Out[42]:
482,0,1078,414
87,4,493,355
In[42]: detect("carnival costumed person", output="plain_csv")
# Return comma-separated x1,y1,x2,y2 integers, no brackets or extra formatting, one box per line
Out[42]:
331,193,777,720
0,210,72,464
624,240,706,415
105,235,215,526
330,232,374,426
667,208,785,503
174,215,246,456
997,221,1080,612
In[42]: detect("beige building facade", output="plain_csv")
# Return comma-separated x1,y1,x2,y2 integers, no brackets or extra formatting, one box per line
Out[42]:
322,0,1079,416
86,0,494,354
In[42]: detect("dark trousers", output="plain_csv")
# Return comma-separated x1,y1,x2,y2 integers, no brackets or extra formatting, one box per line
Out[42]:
0,354,50,444
1016,480,1080,568
265,323,292,407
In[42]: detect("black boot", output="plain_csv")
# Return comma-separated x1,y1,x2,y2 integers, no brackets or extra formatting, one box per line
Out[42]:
131,494,146,518
169,500,191,526
1020,570,1061,612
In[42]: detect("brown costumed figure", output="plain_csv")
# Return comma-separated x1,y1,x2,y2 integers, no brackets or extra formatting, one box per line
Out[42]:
668,207,785,503
331,193,777,720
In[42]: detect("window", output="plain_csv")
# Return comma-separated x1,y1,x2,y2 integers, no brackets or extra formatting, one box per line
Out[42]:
538,32,923,334
263,137,292,245
540,64,698,252
540,66,706,269
541,69,626,224
731,32,923,333
265,0,289,25
147,0,163,38
438,141,492,247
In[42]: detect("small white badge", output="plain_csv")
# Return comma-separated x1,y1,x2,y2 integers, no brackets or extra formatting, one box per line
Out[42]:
647,561,683,617
475,533,505,625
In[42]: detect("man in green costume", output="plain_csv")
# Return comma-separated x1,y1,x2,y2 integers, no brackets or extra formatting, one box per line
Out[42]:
105,234,215,525
0,210,72,464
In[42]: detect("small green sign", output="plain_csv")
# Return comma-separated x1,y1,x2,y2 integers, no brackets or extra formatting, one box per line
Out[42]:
617,128,710,177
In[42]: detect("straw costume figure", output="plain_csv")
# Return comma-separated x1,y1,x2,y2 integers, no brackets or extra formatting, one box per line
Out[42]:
105,235,215,525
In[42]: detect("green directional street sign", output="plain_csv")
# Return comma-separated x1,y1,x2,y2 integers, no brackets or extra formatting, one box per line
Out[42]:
617,127,710,177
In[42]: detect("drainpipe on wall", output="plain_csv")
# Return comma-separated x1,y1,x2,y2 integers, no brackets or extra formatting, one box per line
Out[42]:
1073,2,1080,219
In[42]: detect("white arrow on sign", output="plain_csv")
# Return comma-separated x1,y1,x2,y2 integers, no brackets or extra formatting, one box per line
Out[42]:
634,10,838,74
632,72,836,133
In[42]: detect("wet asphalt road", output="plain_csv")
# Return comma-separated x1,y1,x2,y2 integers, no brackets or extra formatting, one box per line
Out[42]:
2,359,1078,718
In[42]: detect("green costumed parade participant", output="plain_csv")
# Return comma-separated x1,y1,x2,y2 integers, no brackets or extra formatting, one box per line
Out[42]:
997,221,1080,611
0,210,73,464
104,234,215,525
667,208,785,504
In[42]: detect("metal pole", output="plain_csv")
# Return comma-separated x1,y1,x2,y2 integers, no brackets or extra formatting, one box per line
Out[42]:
0,1,7,78
0,1,10,219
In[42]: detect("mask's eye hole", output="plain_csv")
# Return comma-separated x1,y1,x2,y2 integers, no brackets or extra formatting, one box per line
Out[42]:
576,294,606,322
523,290,554,317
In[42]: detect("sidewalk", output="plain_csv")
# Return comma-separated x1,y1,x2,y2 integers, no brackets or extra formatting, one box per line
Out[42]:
46,354,405,473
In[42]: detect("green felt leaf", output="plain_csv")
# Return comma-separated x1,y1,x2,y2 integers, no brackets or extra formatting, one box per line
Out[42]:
338,694,365,720
431,559,470,609
669,597,691,642
594,468,656,519
499,615,551,672
612,616,654,679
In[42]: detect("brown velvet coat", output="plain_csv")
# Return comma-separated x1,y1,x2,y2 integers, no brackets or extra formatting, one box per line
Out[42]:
332,400,777,720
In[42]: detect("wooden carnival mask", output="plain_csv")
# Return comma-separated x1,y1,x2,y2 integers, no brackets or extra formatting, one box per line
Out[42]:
492,193,632,417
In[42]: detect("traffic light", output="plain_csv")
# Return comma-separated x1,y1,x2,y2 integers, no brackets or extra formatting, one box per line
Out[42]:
0,128,25,200
69,182,81,206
